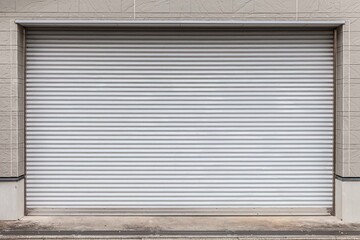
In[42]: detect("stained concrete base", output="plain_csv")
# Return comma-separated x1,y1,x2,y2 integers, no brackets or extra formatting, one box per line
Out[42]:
1,216,360,239
0,179,24,220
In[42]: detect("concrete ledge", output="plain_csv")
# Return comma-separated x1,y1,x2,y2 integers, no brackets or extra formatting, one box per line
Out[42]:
0,176,25,182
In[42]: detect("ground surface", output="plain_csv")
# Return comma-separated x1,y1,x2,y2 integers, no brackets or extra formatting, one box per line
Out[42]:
1,216,360,239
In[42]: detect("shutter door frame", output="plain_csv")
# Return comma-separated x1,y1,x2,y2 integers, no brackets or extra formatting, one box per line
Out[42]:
24,27,335,216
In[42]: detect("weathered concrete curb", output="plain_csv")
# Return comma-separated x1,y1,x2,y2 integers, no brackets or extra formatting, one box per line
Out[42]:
1,236,360,240
1,231,360,240
2,216,360,239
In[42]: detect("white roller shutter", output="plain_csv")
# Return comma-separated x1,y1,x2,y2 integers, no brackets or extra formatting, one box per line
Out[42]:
25,28,334,215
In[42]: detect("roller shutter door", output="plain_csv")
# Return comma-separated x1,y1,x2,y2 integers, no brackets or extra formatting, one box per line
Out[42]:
25,28,334,215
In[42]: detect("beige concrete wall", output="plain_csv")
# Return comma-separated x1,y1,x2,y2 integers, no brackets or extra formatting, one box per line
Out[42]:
0,0,357,178
0,18,25,178
0,1,353,175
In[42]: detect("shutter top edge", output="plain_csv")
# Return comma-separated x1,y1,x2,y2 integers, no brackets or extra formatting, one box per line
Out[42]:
15,20,345,28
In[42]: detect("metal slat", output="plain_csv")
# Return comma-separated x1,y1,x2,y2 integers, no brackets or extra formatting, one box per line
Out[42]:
25,28,334,215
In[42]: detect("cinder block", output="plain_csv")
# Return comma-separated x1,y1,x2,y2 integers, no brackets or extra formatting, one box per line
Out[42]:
349,98,360,112
11,82,24,97
15,160,24,176
191,0,232,13
18,160,24,176
336,95,347,112
0,83,11,97
0,97,11,112
0,147,11,162
10,29,24,47
341,0,360,13
10,160,18,176
170,0,190,13
0,19,11,31
298,0,340,13
0,115,10,130
348,162,360,176
0,0,16,12
335,149,344,176
0,50,11,64
337,115,349,131
14,98,25,114
349,116,360,130
15,0,58,12
0,64,11,79
349,84,360,98
122,0,134,12
58,0,79,12
6,129,24,145
79,0,122,12
0,161,11,176
11,112,25,130
336,128,348,145
336,65,345,82
0,32,10,46
0,130,11,145
350,149,360,163
254,0,296,13
350,32,360,46
339,83,351,100
15,129,24,144
9,151,22,175
136,0,170,13
350,129,360,143
233,0,255,13
15,64,25,80
349,51,360,65
350,18,360,31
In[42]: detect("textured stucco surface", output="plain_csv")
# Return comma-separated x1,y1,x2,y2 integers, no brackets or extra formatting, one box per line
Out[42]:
0,0,358,178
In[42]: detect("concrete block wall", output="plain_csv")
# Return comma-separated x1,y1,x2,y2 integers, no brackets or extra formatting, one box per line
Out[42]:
0,19,25,178
0,0,359,221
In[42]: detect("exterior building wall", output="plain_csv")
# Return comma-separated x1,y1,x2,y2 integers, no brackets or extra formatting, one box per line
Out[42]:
0,0,359,221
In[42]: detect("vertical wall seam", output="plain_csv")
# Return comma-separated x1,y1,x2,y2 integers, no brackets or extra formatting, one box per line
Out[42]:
295,0,298,21
9,19,13,176
347,20,351,175
348,20,351,175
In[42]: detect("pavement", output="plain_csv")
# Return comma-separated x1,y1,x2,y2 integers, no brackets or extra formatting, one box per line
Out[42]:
1,216,360,239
